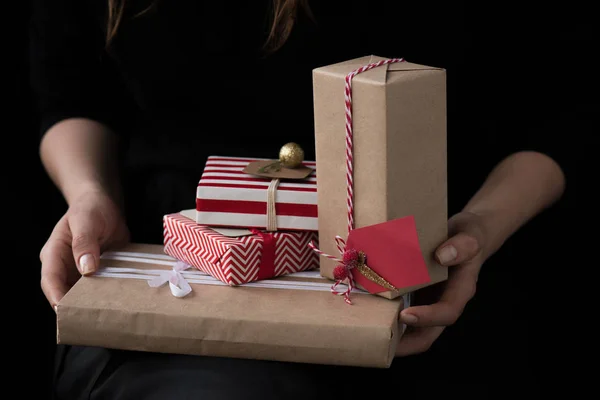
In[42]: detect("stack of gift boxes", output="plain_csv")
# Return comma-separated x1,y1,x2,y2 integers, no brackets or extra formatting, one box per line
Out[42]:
161,55,449,300
162,154,321,287
56,55,449,368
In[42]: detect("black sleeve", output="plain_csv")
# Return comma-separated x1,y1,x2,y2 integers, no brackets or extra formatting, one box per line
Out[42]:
447,5,597,193
29,0,133,139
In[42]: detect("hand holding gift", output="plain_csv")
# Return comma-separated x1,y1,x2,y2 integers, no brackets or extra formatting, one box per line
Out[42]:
396,211,485,356
40,187,130,309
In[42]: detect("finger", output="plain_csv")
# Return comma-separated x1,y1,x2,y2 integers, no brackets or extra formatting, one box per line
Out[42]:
435,232,480,266
395,326,445,357
68,210,103,276
40,237,73,309
400,266,477,327
401,303,457,327
41,270,70,311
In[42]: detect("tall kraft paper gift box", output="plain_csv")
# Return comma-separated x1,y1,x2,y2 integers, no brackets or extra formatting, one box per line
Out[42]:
313,55,448,299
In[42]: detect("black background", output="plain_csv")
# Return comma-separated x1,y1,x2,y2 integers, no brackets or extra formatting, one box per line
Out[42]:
9,0,597,397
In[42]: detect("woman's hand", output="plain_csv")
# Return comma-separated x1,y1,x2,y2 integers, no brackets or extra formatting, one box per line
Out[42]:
394,151,565,356
40,186,130,310
395,211,486,356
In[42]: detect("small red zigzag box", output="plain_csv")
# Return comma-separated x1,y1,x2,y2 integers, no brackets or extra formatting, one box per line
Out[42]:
163,213,319,285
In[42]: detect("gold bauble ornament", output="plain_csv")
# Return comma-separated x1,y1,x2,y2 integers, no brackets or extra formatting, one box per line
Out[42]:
278,142,304,168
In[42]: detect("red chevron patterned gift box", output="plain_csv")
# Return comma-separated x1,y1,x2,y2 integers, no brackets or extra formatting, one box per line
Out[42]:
163,211,319,285
195,156,318,231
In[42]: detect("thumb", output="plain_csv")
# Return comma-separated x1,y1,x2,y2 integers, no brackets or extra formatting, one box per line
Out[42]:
68,210,103,276
434,232,481,266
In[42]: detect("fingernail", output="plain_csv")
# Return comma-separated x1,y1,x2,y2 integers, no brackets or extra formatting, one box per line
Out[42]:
436,245,457,265
53,305,58,314
401,313,418,324
79,254,95,275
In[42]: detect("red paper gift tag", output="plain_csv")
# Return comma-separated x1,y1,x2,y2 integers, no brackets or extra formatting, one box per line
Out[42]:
344,216,431,293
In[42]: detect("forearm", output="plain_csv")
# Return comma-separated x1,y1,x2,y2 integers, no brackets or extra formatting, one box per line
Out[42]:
39,118,123,205
463,151,565,259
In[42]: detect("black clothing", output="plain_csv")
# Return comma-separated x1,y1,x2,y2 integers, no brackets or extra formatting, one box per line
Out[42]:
29,0,579,233
29,0,592,398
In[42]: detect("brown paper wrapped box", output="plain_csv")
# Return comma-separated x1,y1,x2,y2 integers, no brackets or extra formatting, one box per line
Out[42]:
56,243,409,368
313,55,448,299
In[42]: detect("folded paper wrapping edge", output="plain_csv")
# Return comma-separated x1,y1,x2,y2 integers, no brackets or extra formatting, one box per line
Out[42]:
56,245,406,368
56,291,403,368
56,301,400,369
312,55,444,85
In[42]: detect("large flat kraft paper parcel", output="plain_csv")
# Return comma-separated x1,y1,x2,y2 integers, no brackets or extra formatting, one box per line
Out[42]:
56,243,407,368
313,55,448,299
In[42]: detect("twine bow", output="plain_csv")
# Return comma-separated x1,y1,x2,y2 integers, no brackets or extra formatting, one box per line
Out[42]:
148,260,193,298
309,236,355,304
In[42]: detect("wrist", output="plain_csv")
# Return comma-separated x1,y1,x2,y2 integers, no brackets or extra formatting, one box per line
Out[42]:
63,179,121,208
461,207,509,261
39,118,124,208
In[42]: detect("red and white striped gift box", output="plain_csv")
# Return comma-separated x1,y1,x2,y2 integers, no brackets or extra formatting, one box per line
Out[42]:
163,213,320,285
195,156,318,231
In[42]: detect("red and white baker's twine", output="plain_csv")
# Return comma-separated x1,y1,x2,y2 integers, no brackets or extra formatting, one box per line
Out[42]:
344,58,404,232
311,57,405,304
309,236,355,304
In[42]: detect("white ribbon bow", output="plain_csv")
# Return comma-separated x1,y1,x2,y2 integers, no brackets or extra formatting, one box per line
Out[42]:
147,260,193,298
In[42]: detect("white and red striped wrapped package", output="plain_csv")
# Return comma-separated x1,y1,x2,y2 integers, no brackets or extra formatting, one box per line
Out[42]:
163,212,319,285
195,156,318,231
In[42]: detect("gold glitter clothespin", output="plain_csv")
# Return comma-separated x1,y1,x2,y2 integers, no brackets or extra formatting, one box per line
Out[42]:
355,251,399,291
